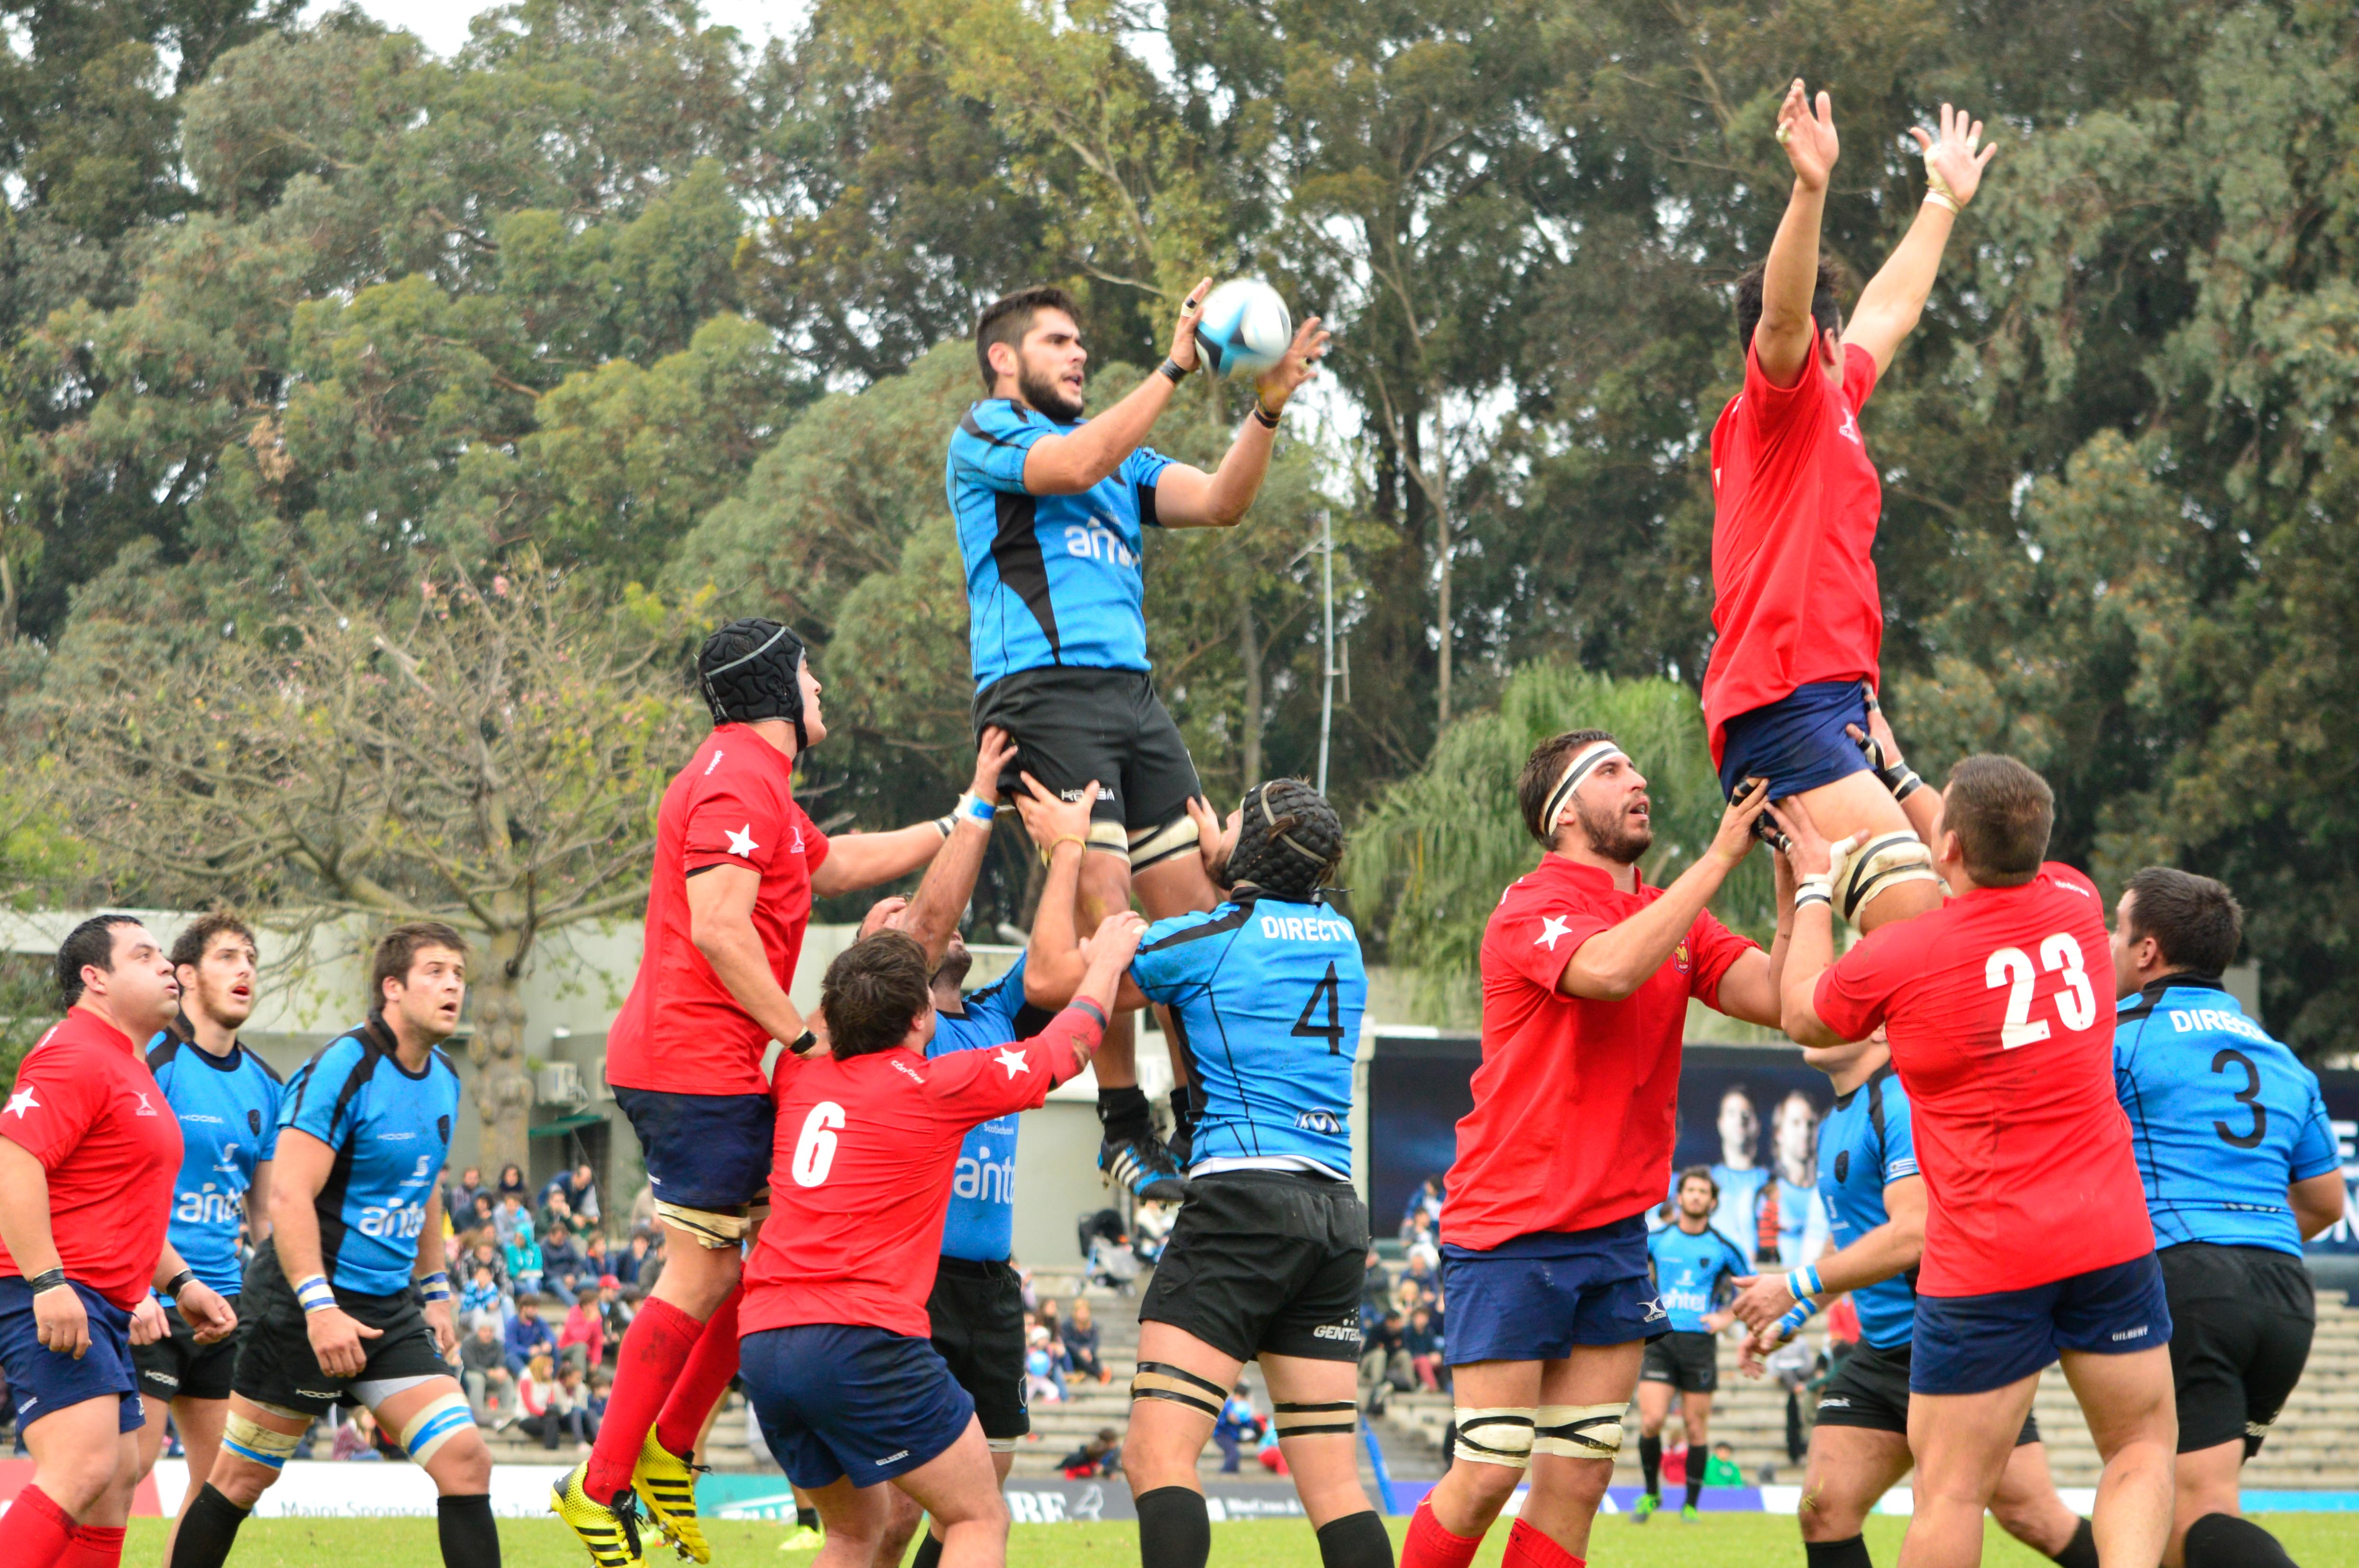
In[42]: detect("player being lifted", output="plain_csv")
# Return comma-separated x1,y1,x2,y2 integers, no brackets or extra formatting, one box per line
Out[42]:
1706,82,1996,930
129,914,285,1567
0,916,235,1568
1726,1030,2099,1568
1632,1170,1750,1522
175,923,498,1568
560,619,963,1568
2110,870,2346,1568
1021,776,1391,1568
735,916,1144,1568
1778,757,2175,1568
1401,734,1793,1568
949,283,1328,1198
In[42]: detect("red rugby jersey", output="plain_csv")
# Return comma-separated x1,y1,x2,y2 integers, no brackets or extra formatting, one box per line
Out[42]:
1445,857,1756,1250
1814,863,2152,1296
607,726,831,1096
0,1009,183,1308
740,1005,1106,1339
1702,340,1884,764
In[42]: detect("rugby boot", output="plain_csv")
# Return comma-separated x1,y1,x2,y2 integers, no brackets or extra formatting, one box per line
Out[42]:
1681,1504,1702,1522
632,1426,711,1563
1631,1493,1659,1524
552,1462,646,1568
1099,1131,1185,1202
776,1522,826,1552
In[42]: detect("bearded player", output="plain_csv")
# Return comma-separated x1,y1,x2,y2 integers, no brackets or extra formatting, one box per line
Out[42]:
1778,758,2175,1568
556,618,967,1568
1401,733,1795,1568
1706,83,1997,930
949,283,1328,1198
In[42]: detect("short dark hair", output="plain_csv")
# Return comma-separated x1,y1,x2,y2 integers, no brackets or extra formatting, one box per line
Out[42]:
369,920,470,1008
170,911,256,972
55,914,144,1005
1734,257,1844,356
822,932,933,1058
1517,729,1619,846
2123,868,2243,976
1676,1165,1720,1203
1942,755,2054,886
975,286,1081,388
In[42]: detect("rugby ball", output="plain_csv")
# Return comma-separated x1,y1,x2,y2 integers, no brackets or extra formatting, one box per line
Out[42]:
1193,279,1294,378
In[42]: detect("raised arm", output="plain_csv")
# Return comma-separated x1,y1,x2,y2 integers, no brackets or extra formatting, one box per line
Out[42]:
1842,105,1997,377
1020,281,1210,495
809,823,946,899
1708,840,1799,1028
1728,1174,1926,1336
1012,775,1152,1012
1847,688,1939,844
890,729,1016,966
1559,781,1772,1000
1754,80,1840,388
1149,316,1333,528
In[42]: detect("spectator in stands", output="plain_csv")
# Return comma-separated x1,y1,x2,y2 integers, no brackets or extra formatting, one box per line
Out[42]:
1062,1298,1108,1384
550,1362,601,1449
1014,1260,1038,1312
1401,1248,1442,1307
460,1264,507,1332
468,1192,498,1236
462,1320,516,1426
331,1406,387,1461
592,1278,630,1366
1360,1246,1392,1321
1059,1427,1124,1478
446,1165,487,1221
1213,1385,1264,1474
1405,1304,1446,1392
1400,1174,1445,1240
557,1290,605,1372
517,1354,561,1449
1024,1331,1065,1407
580,1229,611,1280
1362,1310,1411,1400
466,1235,508,1291
540,1188,577,1238
1037,1297,1067,1366
1132,1199,1175,1265
492,1190,529,1247
613,1230,652,1287
545,1161,601,1228
634,1229,666,1295
541,1220,589,1304
495,1162,529,1201
506,1294,555,1375
506,1210,545,1297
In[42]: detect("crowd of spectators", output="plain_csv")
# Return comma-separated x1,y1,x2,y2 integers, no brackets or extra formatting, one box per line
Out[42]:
1360,1174,1450,1406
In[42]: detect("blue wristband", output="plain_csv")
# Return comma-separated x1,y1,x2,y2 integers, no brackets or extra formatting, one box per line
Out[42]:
1774,1298,1819,1341
957,792,997,826
1789,1264,1824,1300
419,1271,452,1303
295,1275,337,1315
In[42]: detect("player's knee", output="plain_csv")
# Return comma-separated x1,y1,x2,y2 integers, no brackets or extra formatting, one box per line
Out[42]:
39,1441,122,1515
1533,1403,1625,1462
207,1451,279,1508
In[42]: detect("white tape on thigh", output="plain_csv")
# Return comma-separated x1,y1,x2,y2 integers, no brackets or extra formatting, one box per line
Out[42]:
1534,1403,1627,1458
655,1198,753,1248
1127,813,1198,871
986,1436,1020,1454
1453,1407,1536,1469
1835,832,1938,922
223,1411,305,1471
397,1391,477,1466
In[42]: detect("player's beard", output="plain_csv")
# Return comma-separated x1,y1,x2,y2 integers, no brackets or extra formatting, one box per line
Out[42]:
195,974,254,1031
1018,363,1085,423
933,946,974,990
1574,796,1654,864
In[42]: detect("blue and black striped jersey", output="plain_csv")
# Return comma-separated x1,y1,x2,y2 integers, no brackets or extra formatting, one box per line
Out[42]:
929,954,1041,1264
1817,1065,1920,1349
148,1030,285,1298
278,1016,460,1296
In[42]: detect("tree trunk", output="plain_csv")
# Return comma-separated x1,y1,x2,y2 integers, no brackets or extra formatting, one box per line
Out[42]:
1430,387,1454,733
470,927,535,1179
1238,597,1263,785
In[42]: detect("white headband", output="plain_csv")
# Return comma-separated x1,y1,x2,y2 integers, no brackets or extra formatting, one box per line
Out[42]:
1542,741,1628,833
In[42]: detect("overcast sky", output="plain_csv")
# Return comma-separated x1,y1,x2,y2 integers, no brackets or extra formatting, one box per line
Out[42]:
308,0,804,56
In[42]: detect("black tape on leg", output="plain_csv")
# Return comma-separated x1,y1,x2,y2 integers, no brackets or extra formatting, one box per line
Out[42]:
1272,1399,1357,1438
2050,1518,2099,1568
1806,1536,1875,1568
1131,1361,1227,1421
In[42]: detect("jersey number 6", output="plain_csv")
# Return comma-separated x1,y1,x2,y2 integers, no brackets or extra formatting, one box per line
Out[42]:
1983,933,2098,1049
791,1101,845,1188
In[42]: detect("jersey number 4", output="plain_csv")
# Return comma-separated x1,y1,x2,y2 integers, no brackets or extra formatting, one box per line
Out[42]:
1291,963,1346,1056
1983,934,2098,1048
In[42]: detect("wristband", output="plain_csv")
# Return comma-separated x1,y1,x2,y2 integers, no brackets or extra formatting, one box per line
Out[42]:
1794,879,1834,912
28,1267,67,1296
1924,190,1961,216
1788,1263,1825,1301
1158,358,1190,384
1773,1297,1820,1343
788,1028,820,1059
1880,762,1924,802
163,1269,197,1300
1039,833,1089,864
955,792,996,827
419,1270,452,1304
1252,394,1281,429
1069,997,1108,1028
933,813,955,838
295,1275,337,1315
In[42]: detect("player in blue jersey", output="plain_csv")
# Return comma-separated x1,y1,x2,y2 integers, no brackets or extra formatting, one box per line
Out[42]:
1728,1034,2096,1568
173,922,500,1568
1633,1170,1749,1522
126,913,284,1564
2109,869,2346,1568
949,282,1330,1201
1018,776,1392,1568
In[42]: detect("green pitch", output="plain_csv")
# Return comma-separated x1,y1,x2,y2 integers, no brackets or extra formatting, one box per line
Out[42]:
114,1514,2359,1568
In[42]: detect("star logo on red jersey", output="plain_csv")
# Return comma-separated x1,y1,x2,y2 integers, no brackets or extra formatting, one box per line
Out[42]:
992,1046,1029,1080
1535,915,1574,951
725,824,758,857
4,1088,36,1118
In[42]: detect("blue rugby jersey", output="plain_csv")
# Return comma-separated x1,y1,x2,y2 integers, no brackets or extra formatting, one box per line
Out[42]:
277,1017,461,1295
946,398,1175,688
1817,1065,1921,1349
1130,896,1365,1180
2114,978,2341,1256
1647,1221,1750,1333
147,1028,285,1297
929,954,1039,1264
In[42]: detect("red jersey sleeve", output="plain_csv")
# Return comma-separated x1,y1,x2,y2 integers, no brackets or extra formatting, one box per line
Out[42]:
1492,889,1611,994
1683,909,1760,1010
1813,921,1919,1041
922,1004,1105,1126
682,767,789,875
0,1035,102,1168
1841,343,1879,414
1740,336,1834,428
793,799,830,876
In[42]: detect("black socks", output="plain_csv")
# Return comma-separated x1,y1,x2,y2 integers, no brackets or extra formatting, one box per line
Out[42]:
908,1530,945,1568
1099,1084,1152,1143
1639,1433,1663,1496
2185,1513,2299,1568
1317,1510,1394,1568
437,1493,501,1568
2051,1517,2101,1568
1686,1469,1705,1512
167,1483,251,1568
1806,1536,1876,1568
797,1504,820,1530
1136,1485,1212,1568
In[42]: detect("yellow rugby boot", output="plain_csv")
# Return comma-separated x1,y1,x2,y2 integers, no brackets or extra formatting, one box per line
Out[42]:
632,1426,712,1563
551,1462,646,1568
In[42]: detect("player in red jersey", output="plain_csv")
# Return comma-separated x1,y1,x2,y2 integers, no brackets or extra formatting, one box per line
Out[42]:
737,914,1143,1568
1401,731,1795,1568
0,916,235,1568
1776,757,2175,1568
1705,81,1998,933
556,618,975,1568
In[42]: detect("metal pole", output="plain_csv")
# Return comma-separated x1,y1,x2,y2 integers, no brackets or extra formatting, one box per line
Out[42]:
1318,507,1335,795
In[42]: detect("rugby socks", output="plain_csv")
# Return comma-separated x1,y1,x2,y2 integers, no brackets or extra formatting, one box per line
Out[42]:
436,1493,501,1568
1401,1498,1484,1568
1638,1433,1663,1497
1317,1510,1395,1568
654,1283,743,1459
908,1530,943,1568
1098,1083,1153,1144
1686,1468,1705,1513
1503,1517,1584,1568
1806,1535,1876,1568
58,1524,126,1568
2185,1513,2299,1568
584,1295,705,1502
2051,1518,2101,1568
0,1484,76,1568
798,1505,821,1531
166,1484,251,1568
1135,1486,1212,1568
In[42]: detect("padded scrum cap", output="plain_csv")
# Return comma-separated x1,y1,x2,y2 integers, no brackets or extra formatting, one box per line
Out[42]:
1226,779,1344,901
698,618,810,747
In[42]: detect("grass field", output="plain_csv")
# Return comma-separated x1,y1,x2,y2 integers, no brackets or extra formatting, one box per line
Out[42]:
113,1514,2359,1568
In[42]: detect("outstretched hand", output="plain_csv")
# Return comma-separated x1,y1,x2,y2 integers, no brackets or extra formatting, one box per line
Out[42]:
1014,772,1098,856
1911,102,1997,209
969,726,1017,807
1254,316,1332,412
1775,79,1839,191
1709,777,1774,868
1167,277,1213,372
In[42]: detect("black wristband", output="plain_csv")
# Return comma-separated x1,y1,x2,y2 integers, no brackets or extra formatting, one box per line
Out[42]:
28,1267,67,1295
789,1029,820,1059
1158,358,1189,384
164,1269,197,1299
1252,396,1281,429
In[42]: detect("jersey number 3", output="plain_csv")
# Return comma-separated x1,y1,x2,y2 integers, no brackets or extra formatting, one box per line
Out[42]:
1983,934,2097,1048
791,1102,845,1188
1291,963,1346,1056
2210,1049,2267,1149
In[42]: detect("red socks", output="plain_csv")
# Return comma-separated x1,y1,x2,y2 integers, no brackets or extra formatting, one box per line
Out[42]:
654,1284,742,1460
58,1524,126,1568
583,1295,707,1501
1401,1498,1485,1568
1503,1518,1585,1568
0,1485,79,1568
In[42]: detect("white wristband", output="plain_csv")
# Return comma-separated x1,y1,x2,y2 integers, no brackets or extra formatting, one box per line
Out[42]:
1788,1264,1824,1301
295,1275,337,1315
955,792,997,826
